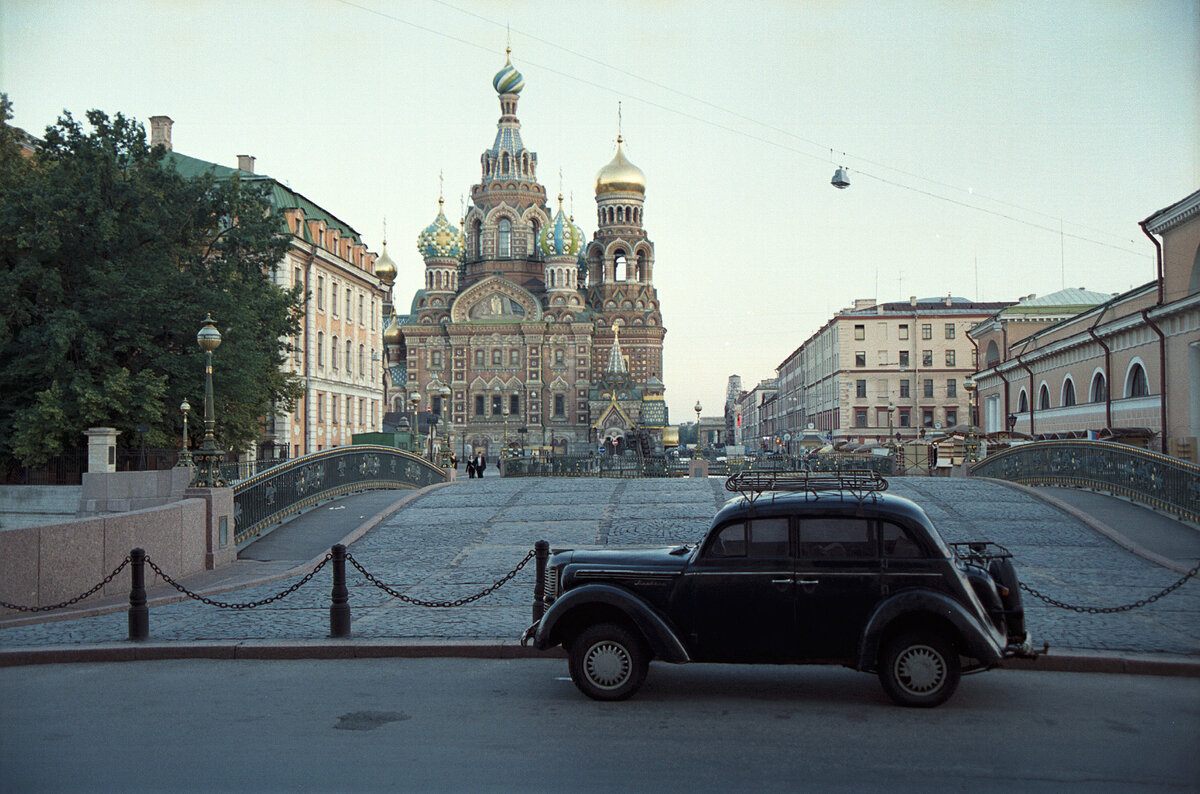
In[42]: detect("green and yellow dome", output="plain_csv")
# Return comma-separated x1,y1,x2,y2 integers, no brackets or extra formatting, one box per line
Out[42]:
416,198,464,260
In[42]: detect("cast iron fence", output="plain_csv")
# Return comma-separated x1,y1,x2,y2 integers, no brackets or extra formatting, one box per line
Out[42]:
969,440,1200,525
500,452,895,479
232,445,446,547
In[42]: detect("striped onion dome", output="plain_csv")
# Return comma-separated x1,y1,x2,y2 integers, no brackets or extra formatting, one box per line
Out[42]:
492,50,525,95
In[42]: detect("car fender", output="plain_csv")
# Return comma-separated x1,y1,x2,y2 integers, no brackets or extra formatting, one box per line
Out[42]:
534,583,691,663
857,589,1004,672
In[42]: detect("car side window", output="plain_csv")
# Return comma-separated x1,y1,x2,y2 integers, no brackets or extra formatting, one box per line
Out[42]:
798,517,875,559
748,518,790,558
881,521,925,558
708,523,746,558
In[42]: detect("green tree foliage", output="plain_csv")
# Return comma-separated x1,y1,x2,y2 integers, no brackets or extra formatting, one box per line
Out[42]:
0,97,304,466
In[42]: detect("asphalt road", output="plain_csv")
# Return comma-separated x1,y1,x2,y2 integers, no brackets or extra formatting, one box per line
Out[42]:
2,658,1197,793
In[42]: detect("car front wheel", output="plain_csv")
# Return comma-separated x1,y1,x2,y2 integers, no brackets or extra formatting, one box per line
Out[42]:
568,623,649,701
878,631,961,707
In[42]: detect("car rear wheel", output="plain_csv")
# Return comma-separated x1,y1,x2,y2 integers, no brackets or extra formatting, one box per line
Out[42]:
568,623,649,701
878,631,961,708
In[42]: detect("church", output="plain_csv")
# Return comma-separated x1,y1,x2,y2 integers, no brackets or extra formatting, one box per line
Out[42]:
378,50,670,457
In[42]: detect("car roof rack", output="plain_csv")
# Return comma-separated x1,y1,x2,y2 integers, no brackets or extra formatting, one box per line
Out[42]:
725,469,888,504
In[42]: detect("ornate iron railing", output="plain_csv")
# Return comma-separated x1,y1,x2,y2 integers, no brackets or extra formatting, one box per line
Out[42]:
970,440,1200,525
500,452,895,479
232,445,446,547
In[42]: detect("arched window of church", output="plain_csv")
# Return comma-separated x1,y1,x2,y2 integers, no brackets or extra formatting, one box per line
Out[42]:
469,219,481,259
617,206,624,223
1090,373,1107,403
636,252,647,282
986,341,1000,367
1038,384,1050,411
501,152,509,175
615,252,628,281
1126,363,1149,397
498,219,511,258
1017,389,1028,413
1062,378,1076,407
529,221,540,255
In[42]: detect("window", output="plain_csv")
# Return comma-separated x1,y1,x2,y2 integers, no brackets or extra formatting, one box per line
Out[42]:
855,351,866,368
510,394,520,415
497,219,511,258
475,350,485,367
332,395,339,424
899,409,911,427
1062,379,1076,407
317,332,325,367
899,379,910,398
945,349,956,367
899,350,909,368
345,341,352,375
346,289,352,320
331,337,339,371
1018,390,1029,413
748,518,790,558
292,334,301,362
475,395,485,416
554,349,564,366
554,394,565,417
431,351,442,367
491,395,502,415
317,393,324,422
708,523,746,558
1090,373,1107,403
1039,385,1051,410
358,295,364,325
510,349,521,366
359,345,365,375
370,300,376,330
855,409,868,428
798,517,874,559
331,282,338,316
1126,363,1149,397
922,350,933,367
856,379,867,398
432,396,443,415
945,408,957,426
317,276,325,310
923,379,934,398
947,379,957,397
492,349,502,365
944,323,956,339
882,522,923,558
898,324,909,340
854,324,865,340
921,324,932,340
922,408,934,427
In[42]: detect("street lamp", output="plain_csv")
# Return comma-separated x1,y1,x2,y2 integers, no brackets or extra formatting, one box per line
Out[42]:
433,385,451,462
694,401,702,458
409,391,421,454
190,314,226,487
175,398,192,467
963,377,980,463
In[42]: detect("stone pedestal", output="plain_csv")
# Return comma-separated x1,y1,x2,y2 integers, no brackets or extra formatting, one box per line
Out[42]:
184,487,236,569
688,460,710,478
84,427,120,473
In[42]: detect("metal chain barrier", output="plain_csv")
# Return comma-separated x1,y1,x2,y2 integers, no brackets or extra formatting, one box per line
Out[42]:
142,553,333,610
1020,561,1200,614
345,549,536,608
0,556,131,613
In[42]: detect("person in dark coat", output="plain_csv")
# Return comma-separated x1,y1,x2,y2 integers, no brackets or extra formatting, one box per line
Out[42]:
475,453,487,478
465,453,476,479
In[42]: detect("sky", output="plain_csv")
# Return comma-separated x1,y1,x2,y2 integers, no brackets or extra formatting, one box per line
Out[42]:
2,0,1197,422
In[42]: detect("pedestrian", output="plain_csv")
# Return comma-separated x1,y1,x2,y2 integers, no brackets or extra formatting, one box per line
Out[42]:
466,454,476,479
475,452,487,478
449,451,458,470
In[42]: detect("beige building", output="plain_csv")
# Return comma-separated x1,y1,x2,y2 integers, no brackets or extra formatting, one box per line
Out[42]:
782,297,1012,446
153,117,389,458
970,189,1200,458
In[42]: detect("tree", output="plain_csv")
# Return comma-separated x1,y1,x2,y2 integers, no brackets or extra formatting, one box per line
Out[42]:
0,98,304,467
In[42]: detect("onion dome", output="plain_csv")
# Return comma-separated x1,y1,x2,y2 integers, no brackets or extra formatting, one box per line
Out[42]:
382,315,403,346
537,195,586,258
416,198,464,260
595,136,645,195
374,242,397,284
492,49,525,95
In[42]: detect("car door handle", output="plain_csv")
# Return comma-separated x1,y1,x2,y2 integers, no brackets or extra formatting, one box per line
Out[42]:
771,578,793,585
797,579,819,586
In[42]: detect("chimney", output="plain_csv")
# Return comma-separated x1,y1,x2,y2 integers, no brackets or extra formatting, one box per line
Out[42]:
909,296,918,306
237,155,256,173
149,116,173,151
944,294,953,306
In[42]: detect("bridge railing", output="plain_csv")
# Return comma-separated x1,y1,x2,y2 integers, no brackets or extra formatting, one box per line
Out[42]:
969,440,1200,525
232,445,446,547
500,452,895,479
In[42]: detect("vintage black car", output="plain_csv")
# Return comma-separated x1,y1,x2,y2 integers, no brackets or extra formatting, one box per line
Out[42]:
523,471,1035,707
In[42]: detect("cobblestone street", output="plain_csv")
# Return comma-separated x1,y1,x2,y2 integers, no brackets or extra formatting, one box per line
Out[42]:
1,477,1197,657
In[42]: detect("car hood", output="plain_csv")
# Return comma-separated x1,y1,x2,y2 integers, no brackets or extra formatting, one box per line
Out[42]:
554,546,693,573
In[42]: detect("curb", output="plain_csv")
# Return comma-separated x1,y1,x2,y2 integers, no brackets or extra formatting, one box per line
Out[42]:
1,641,1195,677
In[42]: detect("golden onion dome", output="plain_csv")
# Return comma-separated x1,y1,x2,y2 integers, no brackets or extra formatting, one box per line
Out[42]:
375,242,397,284
595,136,645,196
382,316,403,346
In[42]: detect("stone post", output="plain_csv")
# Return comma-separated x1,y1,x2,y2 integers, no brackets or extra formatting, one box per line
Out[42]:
84,428,120,473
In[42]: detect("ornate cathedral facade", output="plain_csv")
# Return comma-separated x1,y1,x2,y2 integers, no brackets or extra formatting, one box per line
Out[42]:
379,51,669,456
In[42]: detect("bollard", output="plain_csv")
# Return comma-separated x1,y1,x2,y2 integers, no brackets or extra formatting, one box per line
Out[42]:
329,544,351,638
531,540,550,624
128,547,149,641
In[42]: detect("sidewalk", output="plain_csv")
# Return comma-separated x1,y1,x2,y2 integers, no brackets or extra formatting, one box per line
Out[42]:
2,476,1197,674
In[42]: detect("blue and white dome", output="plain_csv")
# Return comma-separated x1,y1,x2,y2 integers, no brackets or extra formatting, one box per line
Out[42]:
416,199,464,260
537,197,585,258
492,50,525,95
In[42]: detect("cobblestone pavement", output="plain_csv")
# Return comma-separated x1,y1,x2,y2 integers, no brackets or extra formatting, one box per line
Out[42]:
1,477,1197,657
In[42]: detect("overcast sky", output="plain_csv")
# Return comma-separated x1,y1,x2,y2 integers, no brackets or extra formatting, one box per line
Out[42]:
3,0,1197,422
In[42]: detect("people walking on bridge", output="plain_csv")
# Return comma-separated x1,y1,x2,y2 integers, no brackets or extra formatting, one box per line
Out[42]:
474,452,487,478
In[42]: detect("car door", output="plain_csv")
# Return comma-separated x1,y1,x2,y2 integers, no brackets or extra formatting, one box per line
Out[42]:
794,515,882,662
683,516,797,662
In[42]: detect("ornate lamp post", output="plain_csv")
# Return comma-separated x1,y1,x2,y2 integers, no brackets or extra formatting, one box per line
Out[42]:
432,385,450,462
175,398,192,467
190,314,227,487
694,400,703,458
409,391,422,454
963,377,980,463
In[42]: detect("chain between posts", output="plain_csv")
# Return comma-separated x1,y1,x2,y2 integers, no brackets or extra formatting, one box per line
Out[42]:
1020,561,1200,614
142,553,333,610
0,556,131,613
345,549,536,608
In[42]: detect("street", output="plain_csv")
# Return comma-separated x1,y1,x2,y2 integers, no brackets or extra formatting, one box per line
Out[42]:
2,658,1197,792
